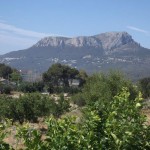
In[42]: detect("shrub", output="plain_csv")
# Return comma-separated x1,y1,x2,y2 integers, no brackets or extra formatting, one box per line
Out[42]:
0,119,14,150
0,84,12,94
138,77,150,98
2,85,12,94
17,89,150,149
82,71,138,107
71,93,86,107
0,93,70,124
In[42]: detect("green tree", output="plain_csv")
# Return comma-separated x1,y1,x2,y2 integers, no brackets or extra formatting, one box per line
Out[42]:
82,71,137,107
10,71,22,83
18,82,36,93
138,77,150,98
0,63,13,79
0,93,70,124
0,83,12,94
77,70,88,87
43,63,80,92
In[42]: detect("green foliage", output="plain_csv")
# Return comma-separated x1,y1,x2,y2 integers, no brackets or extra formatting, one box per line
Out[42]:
18,82,44,93
138,77,150,98
45,113,101,150
10,71,22,83
1,71,150,149
43,63,79,87
0,84,12,94
0,63,13,79
18,82,36,93
0,93,70,124
16,123,45,150
16,89,150,149
72,93,86,107
47,85,81,94
55,94,70,117
33,82,44,92
16,111,101,150
77,70,88,87
43,63,87,94
0,119,14,150
95,88,150,149
82,71,138,107
0,64,22,82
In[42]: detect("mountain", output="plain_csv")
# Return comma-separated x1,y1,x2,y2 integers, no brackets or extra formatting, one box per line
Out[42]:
0,31,150,80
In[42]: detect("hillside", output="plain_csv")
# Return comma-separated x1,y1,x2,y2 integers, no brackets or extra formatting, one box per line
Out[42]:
0,31,150,80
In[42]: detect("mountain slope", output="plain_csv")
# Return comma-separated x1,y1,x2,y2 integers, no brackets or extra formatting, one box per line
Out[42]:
0,32,150,80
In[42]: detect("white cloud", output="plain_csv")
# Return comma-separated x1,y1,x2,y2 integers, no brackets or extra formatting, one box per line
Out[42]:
127,26,149,35
0,34,36,46
0,34,37,54
0,22,63,54
0,22,51,38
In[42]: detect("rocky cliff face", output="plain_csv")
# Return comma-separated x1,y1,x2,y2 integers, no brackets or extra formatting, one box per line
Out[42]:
95,32,137,50
33,36,102,48
33,32,138,50
0,32,149,80
34,37,69,47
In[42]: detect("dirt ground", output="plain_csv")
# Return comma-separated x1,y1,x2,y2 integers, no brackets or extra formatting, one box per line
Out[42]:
142,109,150,125
4,119,47,150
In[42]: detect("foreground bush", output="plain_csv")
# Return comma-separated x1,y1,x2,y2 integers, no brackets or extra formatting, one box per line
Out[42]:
0,93,70,124
138,77,150,98
1,72,150,149
0,119,14,150
18,82,44,93
14,88,150,150
72,71,138,108
71,93,86,107
82,71,138,106
0,84,12,94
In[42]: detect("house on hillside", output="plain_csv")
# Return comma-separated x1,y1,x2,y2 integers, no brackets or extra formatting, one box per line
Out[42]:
0,78,9,85
20,70,42,82
69,79,80,87
0,77,16,86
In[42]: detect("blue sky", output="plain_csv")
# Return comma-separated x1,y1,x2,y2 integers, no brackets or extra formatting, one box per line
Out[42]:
0,0,150,54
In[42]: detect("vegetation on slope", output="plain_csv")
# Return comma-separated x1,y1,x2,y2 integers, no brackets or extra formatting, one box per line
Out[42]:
0,64,150,149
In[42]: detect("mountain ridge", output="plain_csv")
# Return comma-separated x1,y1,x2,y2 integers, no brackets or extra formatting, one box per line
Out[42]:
32,31,138,50
0,31,150,80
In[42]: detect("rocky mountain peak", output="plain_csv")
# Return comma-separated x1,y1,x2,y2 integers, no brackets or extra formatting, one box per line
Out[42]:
34,36,69,47
33,36,102,48
94,32,137,50
65,36,102,47
33,32,138,50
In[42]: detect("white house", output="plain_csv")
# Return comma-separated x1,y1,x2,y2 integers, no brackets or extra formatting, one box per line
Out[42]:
0,78,9,84
69,79,80,87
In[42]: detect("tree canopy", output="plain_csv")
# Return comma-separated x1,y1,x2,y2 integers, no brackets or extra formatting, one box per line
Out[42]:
43,63,79,86
0,63,22,83
138,77,150,98
72,71,138,107
43,63,87,93
0,63,13,79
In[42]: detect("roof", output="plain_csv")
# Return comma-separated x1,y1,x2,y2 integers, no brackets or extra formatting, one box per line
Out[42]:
0,78,6,82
